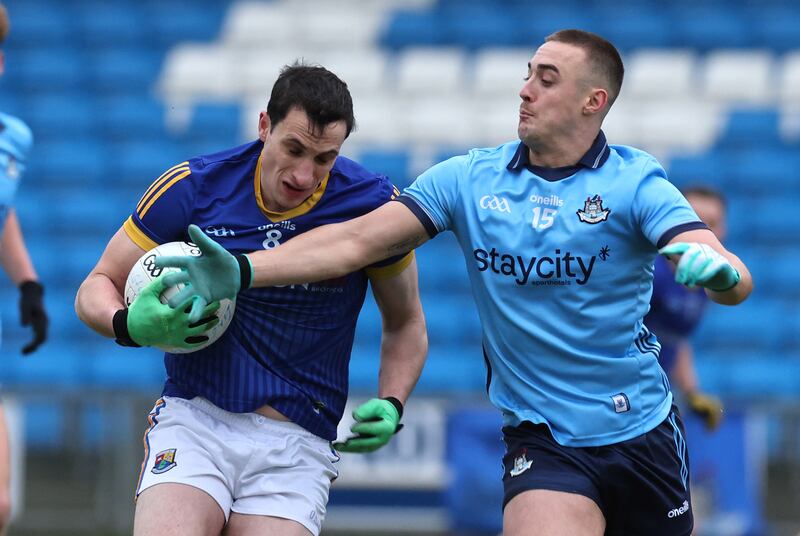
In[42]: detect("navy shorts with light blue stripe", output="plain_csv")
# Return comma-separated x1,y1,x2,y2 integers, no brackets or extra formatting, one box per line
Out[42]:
501,405,692,536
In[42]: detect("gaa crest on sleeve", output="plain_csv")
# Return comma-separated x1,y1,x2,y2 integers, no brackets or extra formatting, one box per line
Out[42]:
576,194,611,224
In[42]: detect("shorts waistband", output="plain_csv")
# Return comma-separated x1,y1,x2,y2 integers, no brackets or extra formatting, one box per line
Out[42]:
166,396,325,443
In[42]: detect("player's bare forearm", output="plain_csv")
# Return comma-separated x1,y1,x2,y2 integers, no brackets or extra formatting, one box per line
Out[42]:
371,260,428,404
75,272,125,338
377,318,428,404
75,227,146,338
248,202,429,288
0,210,38,284
706,251,752,305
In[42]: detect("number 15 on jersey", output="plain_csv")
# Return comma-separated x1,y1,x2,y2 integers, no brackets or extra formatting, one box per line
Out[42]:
531,207,557,230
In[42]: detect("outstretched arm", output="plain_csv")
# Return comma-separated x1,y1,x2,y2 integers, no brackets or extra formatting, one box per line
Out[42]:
159,201,431,321
250,201,429,287
661,228,752,305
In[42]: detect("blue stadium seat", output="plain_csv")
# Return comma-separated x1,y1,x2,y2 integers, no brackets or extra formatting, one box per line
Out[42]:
85,346,166,389
667,151,732,190
591,8,673,50
2,1,72,49
354,296,383,345
440,8,521,49
515,7,596,43
21,93,101,141
692,298,784,354
347,349,380,393
97,95,169,141
718,109,782,149
9,340,83,386
185,103,241,146
87,48,162,94
721,359,800,398
380,11,445,49
143,1,228,46
0,90,20,115
112,140,185,185
29,138,109,185
728,148,800,194
74,3,149,49
416,239,472,294
358,149,412,188
424,295,482,346
46,189,131,237
13,48,88,93
416,344,488,393
750,7,800,51
670,8,753,50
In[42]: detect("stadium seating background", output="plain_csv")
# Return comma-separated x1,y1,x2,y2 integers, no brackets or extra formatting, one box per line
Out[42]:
0,0,798,533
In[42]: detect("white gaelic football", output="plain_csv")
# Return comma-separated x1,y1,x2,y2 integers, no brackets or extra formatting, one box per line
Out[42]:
124,241,235,354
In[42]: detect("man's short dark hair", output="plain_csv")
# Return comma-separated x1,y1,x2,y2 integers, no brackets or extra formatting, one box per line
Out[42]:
267,62,355,138
545,29,624,107
682,185,727,209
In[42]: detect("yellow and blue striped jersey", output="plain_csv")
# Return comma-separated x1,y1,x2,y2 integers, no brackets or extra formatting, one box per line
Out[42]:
124,140,412,440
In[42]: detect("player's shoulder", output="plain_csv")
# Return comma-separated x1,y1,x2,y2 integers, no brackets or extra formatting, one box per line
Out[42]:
0,111,34,156
190,140,262,172
608,144,663,169
607,144,669,185
428,141,518,175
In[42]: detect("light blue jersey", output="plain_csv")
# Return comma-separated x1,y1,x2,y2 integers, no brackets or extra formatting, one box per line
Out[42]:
400,132,706,447
0,112,32,234
0,111,33,341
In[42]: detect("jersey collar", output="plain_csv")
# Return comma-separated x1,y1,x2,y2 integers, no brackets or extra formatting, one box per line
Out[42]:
253,151,330,222
507,130,610,181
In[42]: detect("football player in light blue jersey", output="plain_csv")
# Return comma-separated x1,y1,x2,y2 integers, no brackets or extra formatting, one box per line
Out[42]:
160,30,753,536
76,64,427,536
0,4,49,533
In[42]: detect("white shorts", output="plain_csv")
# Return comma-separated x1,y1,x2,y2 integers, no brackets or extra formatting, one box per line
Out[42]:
136,396,340,535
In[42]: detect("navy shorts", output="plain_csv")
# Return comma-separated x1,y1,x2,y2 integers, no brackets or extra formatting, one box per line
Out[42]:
501,406,692,536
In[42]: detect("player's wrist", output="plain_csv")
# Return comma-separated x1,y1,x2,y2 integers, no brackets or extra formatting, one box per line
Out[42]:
235,254,252,290
381,396,404,420
706,266,740,292
113,308,141,347
19,280,44,298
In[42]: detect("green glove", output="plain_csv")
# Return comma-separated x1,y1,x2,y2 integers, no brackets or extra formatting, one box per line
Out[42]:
686,391,724,432
659,242,740,291
333,398,404,453
155,224,251,323
125,275,221,348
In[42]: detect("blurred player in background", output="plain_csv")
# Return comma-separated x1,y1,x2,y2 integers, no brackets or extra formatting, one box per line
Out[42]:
646,186,728,431
0,4,49,534
160,30,753,536
74,63,427,536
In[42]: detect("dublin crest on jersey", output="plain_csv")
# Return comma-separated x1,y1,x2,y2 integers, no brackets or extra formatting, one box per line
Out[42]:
576,195,611,224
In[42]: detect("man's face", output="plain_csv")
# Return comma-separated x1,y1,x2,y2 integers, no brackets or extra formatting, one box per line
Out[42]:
518,41,593,146
258,107,347,212
687,193,727,242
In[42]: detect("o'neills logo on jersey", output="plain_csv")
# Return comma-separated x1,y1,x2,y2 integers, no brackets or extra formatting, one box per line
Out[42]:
473,247,596,286
529,193,564,207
